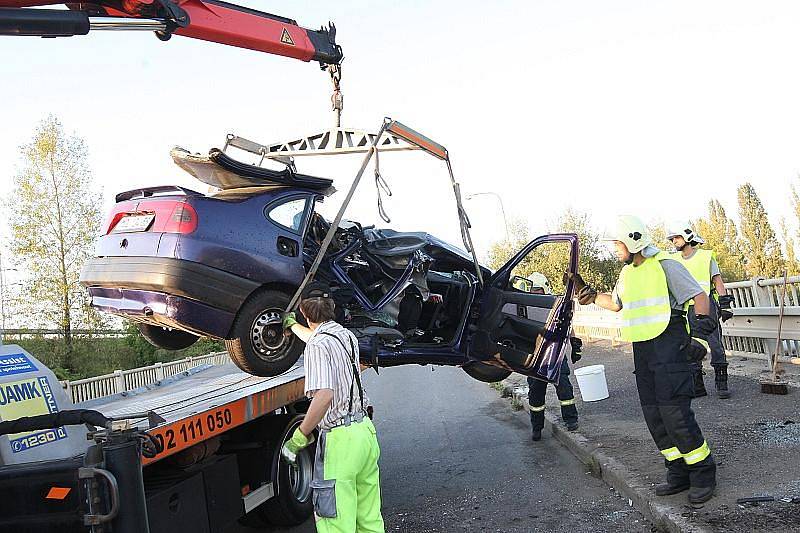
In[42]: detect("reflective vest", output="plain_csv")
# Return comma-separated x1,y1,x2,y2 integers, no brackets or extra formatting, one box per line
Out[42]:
673,248,713,295
619,253,672,342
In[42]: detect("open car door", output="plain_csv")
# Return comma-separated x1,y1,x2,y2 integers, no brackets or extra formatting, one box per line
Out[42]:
472,233,579,383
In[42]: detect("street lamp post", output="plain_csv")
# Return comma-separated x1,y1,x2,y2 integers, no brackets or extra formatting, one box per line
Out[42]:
465,191,510,242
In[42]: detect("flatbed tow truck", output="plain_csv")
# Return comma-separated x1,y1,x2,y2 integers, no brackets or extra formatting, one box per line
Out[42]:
0,2,343,531
0,343,317,532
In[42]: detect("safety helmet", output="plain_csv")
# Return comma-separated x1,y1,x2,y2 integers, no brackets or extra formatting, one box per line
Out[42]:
604,215,652,254
529,272,552,294
666,222,705,245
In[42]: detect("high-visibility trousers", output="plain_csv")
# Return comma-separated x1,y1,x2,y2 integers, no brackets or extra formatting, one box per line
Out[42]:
313,417,385,533
633,315,716,488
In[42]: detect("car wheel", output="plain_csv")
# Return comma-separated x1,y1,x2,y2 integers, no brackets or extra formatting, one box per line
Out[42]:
226,289,304,376
238,415,315,527
462,361,512,383
137,323,199,350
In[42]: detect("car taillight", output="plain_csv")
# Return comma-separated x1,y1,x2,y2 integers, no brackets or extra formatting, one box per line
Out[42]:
164,203,198,234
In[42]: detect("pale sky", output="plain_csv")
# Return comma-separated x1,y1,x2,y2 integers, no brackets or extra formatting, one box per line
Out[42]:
2,0,800,270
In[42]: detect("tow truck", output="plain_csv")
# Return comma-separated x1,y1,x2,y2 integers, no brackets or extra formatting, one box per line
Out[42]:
0,2,344,531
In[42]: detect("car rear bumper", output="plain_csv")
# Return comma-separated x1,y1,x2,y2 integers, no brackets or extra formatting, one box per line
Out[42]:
87,287,235,339
80,257,259,313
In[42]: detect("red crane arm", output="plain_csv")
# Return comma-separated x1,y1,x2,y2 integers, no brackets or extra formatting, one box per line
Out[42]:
0,0,342,65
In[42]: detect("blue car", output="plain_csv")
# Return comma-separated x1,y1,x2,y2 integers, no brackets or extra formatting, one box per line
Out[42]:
81,147,579,383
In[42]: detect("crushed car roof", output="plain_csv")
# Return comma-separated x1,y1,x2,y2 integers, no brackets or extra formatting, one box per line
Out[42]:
171,147,335,194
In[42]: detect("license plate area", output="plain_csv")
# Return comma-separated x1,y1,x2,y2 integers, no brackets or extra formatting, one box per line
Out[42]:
113,213,155,233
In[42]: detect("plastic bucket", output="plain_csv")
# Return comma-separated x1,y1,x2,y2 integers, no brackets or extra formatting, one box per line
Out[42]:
573,364,609,402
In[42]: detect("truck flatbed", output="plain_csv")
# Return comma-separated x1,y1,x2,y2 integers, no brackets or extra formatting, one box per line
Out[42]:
80,361,306,466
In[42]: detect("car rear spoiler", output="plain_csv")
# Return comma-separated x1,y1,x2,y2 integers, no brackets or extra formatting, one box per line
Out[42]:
115,185,204,203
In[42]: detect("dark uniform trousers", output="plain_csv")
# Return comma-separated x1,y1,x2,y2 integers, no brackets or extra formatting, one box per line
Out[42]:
687,298,727,368
527,358,578,431
633,314,716,488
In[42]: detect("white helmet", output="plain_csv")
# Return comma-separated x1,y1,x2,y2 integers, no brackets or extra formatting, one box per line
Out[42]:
604,215,652,254
666,221,705,245
529,272,552,294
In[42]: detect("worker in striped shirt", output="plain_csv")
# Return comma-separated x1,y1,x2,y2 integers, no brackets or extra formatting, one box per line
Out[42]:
281,283,385,533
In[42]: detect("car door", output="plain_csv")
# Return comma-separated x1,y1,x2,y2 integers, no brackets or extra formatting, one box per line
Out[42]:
473,233,579,382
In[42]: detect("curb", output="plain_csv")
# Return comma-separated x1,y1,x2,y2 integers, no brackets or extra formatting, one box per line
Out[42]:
503,383,710,533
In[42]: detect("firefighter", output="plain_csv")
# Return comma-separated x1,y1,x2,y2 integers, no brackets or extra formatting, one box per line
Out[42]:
281,283,385,532
568,215,717,504
524,273,580,441
666,223,733,399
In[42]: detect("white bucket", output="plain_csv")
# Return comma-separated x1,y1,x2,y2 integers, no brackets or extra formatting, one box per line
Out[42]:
573,364,609,402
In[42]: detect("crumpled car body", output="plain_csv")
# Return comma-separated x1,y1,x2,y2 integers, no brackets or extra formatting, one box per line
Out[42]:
80,148,579,383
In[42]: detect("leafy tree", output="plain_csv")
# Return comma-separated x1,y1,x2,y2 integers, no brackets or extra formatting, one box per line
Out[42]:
736,182,784,278
694,199,746,282
5,116,103,366
779,218,799,276
487,209,620,293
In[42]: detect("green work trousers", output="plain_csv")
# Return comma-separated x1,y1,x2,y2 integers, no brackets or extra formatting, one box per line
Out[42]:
313,417,385,533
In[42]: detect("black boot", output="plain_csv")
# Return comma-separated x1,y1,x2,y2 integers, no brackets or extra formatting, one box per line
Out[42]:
692,367,708,398
531,429,542,441
688,485,715,504
655,481,690,496
714,365,731,399
656,459,690,496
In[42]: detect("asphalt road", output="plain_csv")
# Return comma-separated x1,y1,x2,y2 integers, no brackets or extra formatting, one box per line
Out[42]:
236,365,653,532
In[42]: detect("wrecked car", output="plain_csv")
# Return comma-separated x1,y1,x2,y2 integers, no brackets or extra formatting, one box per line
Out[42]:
81,122,579,384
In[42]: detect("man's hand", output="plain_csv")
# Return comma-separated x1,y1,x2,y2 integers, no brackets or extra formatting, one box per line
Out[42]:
570,336,583,364
685,337,709,362
563,271,587,291
694,314,718,336
282,311,298,329
281,427,315,465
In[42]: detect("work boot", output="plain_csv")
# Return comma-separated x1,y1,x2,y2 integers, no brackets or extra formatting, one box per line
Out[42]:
655,481,690,496
688,485,715,504
714,365,731,399
531,429,542,442
565,420,579,431
692,368,708,398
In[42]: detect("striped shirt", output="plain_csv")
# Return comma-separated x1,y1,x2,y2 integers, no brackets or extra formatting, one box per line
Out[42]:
303,321,370,430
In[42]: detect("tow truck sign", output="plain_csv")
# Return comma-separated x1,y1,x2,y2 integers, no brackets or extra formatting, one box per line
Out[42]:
0,376,66,453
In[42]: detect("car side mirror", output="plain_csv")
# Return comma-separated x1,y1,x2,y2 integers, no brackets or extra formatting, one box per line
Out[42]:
510,275,533,293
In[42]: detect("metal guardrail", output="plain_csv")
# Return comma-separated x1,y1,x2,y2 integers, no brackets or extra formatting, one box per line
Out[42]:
2,329,126,339
62,351,230,403
573,276,800,365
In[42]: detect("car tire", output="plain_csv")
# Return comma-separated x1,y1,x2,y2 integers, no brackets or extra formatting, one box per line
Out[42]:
238,415,315,527
226,289,304,376
137,323,199,350
462,361,512,383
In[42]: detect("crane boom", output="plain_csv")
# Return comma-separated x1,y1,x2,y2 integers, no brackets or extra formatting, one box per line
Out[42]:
0,0,342,66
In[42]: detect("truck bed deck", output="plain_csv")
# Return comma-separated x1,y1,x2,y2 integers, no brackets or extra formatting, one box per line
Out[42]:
80,361,306,465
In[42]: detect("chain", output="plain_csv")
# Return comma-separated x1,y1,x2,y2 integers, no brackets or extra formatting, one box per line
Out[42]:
328,64,343,127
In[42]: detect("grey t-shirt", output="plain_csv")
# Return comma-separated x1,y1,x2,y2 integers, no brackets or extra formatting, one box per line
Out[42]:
681,248,721,277
612,245,704,310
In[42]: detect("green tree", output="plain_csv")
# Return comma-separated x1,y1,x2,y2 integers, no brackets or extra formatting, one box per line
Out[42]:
737,182,784,278
779,218,800,276
487,209,620,293
5,116,103,366
695,199,746,282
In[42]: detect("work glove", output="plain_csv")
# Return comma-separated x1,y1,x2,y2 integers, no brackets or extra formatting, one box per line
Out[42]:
685,337,709,363
563,271,587,291
693,313,718,337
282,311,298,329
570,336,583,364
281,427,314,465
720,309,733,322
367,405,374,420
718,294,734,309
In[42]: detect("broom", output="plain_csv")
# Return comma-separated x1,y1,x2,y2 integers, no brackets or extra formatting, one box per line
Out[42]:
760,271,789,395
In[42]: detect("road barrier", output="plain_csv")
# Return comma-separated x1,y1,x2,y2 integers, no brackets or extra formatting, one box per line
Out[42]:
572,275,800,364
63,351,230,403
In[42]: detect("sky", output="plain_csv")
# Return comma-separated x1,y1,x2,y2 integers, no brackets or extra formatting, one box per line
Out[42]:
2,0,800,271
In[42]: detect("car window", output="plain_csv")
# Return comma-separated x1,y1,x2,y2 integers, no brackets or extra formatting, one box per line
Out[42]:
268,197,307,232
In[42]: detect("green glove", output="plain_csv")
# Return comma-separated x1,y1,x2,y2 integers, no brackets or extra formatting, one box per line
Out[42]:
281,427,313,464
282,311,298,329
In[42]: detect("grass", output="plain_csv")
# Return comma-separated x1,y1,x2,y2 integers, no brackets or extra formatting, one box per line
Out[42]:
3,332,225,381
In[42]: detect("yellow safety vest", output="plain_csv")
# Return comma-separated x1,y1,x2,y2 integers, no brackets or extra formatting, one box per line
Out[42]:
619,253,672,342
673,249,713,295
